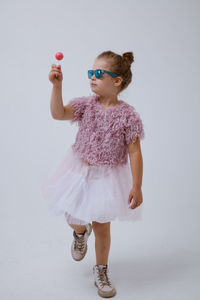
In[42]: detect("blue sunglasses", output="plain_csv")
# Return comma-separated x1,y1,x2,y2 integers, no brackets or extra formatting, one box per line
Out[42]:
88,69,126,84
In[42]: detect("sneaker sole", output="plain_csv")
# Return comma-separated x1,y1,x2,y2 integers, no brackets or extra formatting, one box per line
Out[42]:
94,281,117,298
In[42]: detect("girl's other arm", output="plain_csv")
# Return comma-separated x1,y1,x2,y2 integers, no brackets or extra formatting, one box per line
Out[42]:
127,138,144,210
127,137,143,188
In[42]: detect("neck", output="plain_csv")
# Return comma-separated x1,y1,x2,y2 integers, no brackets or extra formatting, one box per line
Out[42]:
98,95,120,106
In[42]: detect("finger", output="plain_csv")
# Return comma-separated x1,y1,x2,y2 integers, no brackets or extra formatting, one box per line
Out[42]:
55,64,61,68
51,67,62,72
131,204,137,210
128,194,133,203
49,71,60,76
55,72,61,77
50,71,62,77
52,63,61,68
135,200,142,208
131,205,138,210
52,70,62,75
130,200,138,209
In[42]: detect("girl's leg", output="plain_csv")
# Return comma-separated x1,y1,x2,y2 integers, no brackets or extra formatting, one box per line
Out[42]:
64,212,88,234
68,223,87,234
92,221,111,265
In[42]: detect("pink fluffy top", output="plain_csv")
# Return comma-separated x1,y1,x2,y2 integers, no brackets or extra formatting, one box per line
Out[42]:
67,93,145,167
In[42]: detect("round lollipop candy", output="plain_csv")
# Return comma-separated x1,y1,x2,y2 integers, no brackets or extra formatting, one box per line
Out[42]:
55,52,64,66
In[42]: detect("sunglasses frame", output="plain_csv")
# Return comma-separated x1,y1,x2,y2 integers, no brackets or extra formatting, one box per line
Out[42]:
88,69,126,84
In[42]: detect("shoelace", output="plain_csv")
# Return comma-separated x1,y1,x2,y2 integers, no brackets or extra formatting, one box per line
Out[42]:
96,266,112,288
74,233,86,253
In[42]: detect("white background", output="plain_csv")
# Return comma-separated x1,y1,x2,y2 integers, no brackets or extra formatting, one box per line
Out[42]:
0,0,199,299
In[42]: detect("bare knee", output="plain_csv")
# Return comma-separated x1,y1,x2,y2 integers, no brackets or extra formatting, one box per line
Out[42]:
92,221,110,237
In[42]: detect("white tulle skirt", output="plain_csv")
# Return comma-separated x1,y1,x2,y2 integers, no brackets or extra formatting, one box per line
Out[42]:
41,146,143,225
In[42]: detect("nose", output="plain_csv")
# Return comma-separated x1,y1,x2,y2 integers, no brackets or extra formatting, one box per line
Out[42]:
91,75,96,83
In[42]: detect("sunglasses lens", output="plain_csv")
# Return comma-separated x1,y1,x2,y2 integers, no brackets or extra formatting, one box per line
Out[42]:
88,70,94,79
95,70,102,79
88,69,103,79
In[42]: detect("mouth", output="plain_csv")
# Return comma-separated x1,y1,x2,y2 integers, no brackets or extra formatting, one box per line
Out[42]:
91,83,96,86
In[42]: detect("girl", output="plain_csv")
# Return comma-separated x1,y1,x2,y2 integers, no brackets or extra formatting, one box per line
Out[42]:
41,50,145,298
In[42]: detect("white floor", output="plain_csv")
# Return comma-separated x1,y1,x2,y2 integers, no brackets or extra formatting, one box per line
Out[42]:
0,188,199,300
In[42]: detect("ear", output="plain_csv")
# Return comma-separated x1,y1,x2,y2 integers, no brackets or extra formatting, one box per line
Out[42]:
113,76,123,87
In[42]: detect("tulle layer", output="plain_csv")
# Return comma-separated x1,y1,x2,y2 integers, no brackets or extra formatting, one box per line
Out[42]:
41,146,143,225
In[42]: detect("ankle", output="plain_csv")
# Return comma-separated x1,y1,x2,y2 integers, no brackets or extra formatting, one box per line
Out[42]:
75,227,86,235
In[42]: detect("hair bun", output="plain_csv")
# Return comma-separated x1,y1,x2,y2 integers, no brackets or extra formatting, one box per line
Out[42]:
122,52,134,64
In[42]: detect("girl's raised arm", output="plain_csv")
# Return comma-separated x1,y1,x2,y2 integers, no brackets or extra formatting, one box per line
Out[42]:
49,64,75,121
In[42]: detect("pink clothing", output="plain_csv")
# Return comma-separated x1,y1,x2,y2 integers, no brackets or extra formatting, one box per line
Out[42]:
67,93,145,167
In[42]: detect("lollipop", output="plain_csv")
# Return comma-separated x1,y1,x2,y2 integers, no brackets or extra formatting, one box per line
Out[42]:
55,52,64,66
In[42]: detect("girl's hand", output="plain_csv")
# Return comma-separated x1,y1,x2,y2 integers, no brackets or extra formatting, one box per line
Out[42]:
128,186,143,209
49,64,63,86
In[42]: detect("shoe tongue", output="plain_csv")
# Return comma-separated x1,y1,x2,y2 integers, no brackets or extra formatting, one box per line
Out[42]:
75,234,84,239
98,264,107,269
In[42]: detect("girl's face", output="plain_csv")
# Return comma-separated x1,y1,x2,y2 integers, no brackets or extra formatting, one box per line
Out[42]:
90,58,122,97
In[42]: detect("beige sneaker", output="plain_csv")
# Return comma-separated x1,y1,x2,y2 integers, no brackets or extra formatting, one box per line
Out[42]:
71,223,92,261
93,264,117,298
